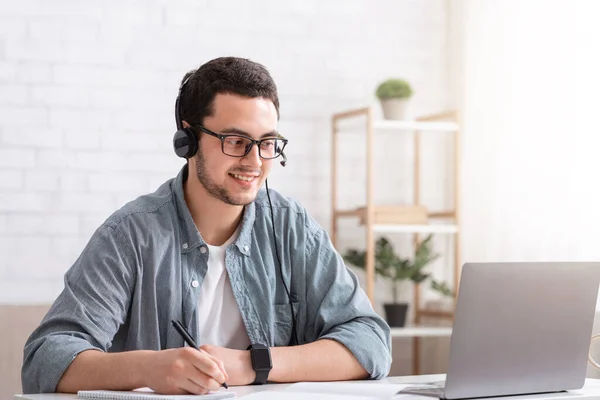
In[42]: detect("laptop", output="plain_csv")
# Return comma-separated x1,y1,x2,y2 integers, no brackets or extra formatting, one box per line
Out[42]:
400,262,600,400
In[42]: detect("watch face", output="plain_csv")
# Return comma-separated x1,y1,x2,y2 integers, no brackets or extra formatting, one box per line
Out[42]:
252,348,272,370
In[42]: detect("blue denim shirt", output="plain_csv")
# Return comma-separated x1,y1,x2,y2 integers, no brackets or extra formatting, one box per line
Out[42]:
22,166,392,393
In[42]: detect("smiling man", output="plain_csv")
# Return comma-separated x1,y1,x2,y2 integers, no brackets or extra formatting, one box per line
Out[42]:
22,57,392,395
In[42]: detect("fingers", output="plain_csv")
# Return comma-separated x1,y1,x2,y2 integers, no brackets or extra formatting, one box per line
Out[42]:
153,348,230,395
192,355,227,384
175,377,212,395
179,347,226,385
217,359,228,381
186,373,223,393
174,358,223,394
156,380,209,396
199,349,229,381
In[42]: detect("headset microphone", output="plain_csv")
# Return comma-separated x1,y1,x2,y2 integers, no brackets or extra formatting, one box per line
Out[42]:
280,152,287,167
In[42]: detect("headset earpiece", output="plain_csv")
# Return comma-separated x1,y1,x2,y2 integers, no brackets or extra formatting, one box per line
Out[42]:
173,73,198,159
173,128,198,159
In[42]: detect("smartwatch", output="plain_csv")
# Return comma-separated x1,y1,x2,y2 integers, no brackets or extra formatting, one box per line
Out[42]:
247,343,272,384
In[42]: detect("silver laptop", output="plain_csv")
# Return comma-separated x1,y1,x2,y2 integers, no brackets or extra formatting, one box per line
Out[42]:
400,262,600,400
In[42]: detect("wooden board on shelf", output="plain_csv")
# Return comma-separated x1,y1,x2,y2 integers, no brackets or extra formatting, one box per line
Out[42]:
373,120,458,132
416,308,454,319
373,223,458,234
355,205,429,225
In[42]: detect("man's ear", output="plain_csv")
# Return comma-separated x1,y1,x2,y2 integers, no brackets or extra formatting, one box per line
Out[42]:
182,120,190,129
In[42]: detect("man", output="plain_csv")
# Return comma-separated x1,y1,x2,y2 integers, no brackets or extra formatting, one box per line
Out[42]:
22,57,392,394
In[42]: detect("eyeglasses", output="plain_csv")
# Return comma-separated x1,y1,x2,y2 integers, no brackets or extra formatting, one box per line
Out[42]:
193,125,288,159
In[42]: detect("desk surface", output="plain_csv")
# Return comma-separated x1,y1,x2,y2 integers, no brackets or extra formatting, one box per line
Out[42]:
13,375,440,400
14,375,600,400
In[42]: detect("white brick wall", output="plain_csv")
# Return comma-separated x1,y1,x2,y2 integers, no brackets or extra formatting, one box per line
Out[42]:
0,0,451,308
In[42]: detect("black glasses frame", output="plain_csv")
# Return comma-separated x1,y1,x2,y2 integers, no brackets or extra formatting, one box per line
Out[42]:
192,125,288,159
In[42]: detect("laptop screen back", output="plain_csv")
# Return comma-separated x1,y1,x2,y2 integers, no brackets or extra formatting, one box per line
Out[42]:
445,262,600,400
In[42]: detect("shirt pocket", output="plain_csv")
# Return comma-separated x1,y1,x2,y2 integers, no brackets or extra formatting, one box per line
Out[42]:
274,302,299,346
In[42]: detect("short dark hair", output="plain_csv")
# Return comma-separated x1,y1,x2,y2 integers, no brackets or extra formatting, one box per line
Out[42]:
179,57,280,126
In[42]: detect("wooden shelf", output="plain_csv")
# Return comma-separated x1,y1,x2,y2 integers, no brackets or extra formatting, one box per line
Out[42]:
417,309,454,319
335,205,430,225
331,107,461,375
373,224,458,234
333,107,459,133
390,326,452,338
334,208,364,218
334,206,456,233
373,120,459,132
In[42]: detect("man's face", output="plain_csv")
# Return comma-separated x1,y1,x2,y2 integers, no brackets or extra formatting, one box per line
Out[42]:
191,93,279,206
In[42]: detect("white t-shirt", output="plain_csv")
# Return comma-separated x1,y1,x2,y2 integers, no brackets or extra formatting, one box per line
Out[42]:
196,228,250,350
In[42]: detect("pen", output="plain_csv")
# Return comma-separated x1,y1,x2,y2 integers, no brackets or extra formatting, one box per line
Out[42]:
171,320,229,389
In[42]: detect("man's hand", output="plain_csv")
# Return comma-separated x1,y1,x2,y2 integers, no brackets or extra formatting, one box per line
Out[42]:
200,345,255,386
145,348,229,394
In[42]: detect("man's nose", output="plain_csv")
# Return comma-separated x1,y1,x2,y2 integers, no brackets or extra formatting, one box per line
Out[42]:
241,143,263,168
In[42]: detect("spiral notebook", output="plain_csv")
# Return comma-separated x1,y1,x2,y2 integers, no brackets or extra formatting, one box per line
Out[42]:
77,388,236,400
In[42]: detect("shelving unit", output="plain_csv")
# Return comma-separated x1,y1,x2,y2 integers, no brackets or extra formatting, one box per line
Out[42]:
331,106,461,374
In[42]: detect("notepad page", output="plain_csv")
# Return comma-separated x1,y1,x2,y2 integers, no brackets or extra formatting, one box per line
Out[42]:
77,389,236,400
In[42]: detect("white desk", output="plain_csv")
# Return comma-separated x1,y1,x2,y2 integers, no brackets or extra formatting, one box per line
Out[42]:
14,374,600,400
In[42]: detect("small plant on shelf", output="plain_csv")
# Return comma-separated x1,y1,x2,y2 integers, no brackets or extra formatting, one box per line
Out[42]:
375,79,413,100
375,78,414,120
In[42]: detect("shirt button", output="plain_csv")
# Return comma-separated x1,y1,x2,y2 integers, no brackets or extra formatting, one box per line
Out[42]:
191,280,199,288
182,243,188,250
200,246,207,254
243,245,249,252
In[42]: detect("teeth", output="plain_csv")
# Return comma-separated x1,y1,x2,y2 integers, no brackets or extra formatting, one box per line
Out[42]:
231,174,255,182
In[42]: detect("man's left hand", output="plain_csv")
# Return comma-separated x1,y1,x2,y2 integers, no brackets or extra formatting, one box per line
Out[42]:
199,345,256,386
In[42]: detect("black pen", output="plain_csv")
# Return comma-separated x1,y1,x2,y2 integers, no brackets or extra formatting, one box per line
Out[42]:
171,320,229,389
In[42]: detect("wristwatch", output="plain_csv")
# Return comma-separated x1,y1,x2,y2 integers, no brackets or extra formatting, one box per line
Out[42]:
247,343,272,384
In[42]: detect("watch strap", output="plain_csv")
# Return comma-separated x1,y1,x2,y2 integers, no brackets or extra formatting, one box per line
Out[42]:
253,367,270,385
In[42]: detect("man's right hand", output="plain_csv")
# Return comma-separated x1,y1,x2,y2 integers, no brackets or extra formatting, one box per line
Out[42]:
145,348,229,394
56,348,228,394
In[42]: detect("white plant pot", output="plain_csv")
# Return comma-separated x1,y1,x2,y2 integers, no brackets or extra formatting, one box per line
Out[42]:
380,98,409,120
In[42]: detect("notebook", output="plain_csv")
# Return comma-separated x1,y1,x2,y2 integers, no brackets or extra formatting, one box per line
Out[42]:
77,388,236,400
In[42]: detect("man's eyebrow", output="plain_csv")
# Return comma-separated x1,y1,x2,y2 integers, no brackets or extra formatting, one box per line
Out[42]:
220,127,282,139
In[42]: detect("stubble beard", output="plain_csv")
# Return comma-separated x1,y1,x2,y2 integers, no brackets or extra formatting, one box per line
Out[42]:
194,151,259,206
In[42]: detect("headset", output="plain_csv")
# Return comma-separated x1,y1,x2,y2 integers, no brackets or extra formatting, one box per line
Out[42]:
173,71,298,346
172,75,194,158
173,74,287,167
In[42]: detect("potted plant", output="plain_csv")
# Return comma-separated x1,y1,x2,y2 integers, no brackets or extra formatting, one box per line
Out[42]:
375,78,414,120
343,234,443,327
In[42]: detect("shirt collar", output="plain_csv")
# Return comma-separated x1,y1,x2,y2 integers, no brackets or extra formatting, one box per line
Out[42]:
172,165,255,256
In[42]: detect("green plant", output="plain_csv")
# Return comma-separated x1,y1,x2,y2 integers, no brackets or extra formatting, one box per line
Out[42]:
343,234,442,303
375,79,413,100
430,279,454,298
